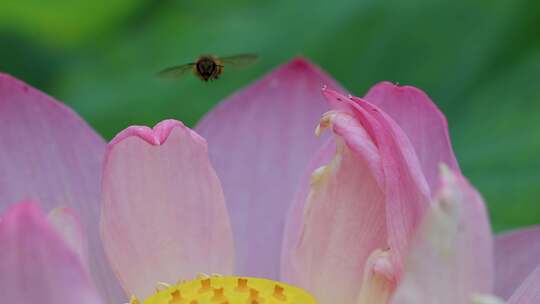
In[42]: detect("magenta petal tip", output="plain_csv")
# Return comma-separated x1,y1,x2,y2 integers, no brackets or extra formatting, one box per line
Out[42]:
1,200,42,222
109,119,205,147
282,56,322,73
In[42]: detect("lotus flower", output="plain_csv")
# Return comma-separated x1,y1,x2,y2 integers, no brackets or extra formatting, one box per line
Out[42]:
0,58,538,304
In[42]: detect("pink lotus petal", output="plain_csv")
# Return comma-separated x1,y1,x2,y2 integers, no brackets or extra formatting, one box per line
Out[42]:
0,73,123,302
508,264,540,304
48,207,89,269
195,57,346,278
323,89,431,275
281,112,387,304
101,119,235,299
364,82,460,191
494,225,540,299
0,201,102,304
391,168,494,304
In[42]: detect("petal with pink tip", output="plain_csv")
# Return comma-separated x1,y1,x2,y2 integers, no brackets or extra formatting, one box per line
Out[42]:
391,168,494,304
494,226,540,299
323,89,431,274
0,201,102,304
281,112,387,304
195,57,346,278
364,82,460,191
101,120,235,299
48,207,89,269
0,73,123,302
508,264,540,304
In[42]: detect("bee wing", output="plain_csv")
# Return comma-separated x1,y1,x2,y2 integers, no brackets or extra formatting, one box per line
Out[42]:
157,63,195,79
219,53,258,68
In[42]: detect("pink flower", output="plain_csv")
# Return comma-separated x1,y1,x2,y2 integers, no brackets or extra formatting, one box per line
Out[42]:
0,58,538,304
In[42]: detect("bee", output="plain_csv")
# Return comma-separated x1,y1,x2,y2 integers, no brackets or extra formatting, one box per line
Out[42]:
158,54,258,82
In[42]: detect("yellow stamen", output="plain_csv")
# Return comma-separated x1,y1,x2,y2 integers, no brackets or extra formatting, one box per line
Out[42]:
135,276,317,304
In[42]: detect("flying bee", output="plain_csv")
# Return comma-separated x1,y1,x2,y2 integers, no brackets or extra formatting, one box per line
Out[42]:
157,53,258,82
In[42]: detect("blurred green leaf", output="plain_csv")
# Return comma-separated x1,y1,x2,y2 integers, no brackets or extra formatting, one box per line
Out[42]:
0,0,145,46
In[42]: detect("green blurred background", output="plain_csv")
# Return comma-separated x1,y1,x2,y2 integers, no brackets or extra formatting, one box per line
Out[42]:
1,0,539,232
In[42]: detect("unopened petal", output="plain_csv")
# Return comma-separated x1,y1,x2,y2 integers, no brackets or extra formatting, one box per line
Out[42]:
323,89,431,274
0,201,102,304
101,120,234,299
195,57,346,278
364,82,460,191
391,167,494,304
282,112,387,304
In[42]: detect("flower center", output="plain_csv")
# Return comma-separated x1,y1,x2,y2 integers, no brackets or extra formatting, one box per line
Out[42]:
131,276,317,304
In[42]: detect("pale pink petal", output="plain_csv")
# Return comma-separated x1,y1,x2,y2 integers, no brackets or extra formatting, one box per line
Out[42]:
494,226,540,299
0,73,123,302
391,168,494,304
323,89,431,274
356,249,396,304
281,138,335,280
364,82,460,191
508,264,540,304
0,201,102,304
195,57,346,278
48,207,89,269
101,119,235,299
281,112,387,304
